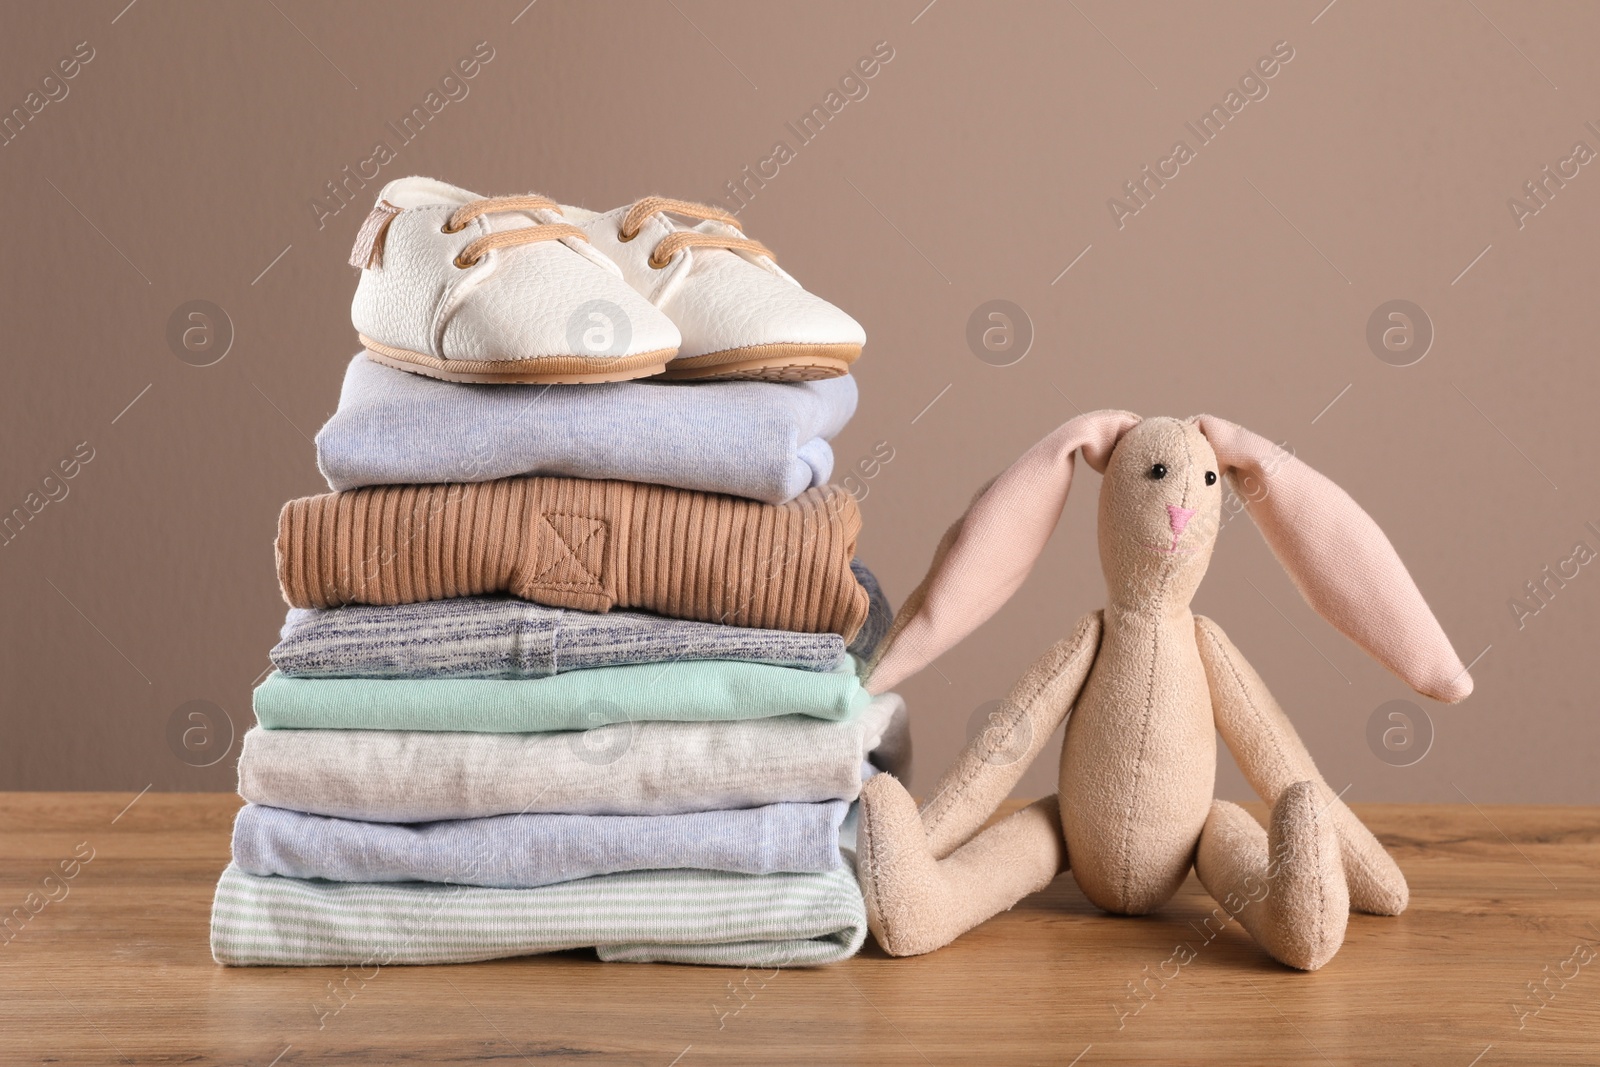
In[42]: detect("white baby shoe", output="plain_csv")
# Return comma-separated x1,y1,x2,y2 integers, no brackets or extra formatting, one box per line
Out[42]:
566,198,864,381
348,177,680,384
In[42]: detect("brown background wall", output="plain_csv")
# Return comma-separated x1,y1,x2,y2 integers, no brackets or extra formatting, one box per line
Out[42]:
2,1,1595,803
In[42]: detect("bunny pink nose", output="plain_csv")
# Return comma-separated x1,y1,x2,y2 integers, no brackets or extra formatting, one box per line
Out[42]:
1167,504,1196,540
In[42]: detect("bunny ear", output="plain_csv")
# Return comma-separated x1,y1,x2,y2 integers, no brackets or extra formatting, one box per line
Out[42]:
866,410,1140,694
1195,415,1473,703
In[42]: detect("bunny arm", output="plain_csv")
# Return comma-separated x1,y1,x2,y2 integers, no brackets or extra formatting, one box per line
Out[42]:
865,502,972,692
1194,615,1408,914
918,611,1102,858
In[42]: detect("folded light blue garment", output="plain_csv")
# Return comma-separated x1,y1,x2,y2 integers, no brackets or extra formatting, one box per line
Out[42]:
211,863,867,967
231,801,848,887
315,352,857,503
271,596,848,679
252,658,869,732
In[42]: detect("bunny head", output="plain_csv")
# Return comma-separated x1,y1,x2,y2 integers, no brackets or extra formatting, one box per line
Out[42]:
867,410,1473,704
1097,417,1222,613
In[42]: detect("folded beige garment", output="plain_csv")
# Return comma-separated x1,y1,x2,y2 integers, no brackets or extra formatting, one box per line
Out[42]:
236,694,904,822
276,478,867,637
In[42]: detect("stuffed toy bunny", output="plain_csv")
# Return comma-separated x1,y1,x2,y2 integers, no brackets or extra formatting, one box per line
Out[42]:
857,411,1474,970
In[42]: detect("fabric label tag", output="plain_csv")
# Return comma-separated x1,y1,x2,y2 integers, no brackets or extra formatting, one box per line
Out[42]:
348,200,403,269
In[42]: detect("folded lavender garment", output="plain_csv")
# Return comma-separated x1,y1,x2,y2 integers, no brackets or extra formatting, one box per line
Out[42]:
231,801,848,887
315,352,857,504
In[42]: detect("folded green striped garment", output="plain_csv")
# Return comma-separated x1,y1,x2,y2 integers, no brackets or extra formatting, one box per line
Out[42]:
210,863,867,967
252,659,868,732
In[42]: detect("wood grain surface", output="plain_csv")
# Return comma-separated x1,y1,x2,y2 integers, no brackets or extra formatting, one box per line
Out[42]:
0,792,1596,1065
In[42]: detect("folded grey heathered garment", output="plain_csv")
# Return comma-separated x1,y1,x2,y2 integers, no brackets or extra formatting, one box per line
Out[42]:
230,801,847,887
849,559,892,662
210,863,867,967
236,693,903,822
315,352,857,503
271,560,891,680
271,597,848,679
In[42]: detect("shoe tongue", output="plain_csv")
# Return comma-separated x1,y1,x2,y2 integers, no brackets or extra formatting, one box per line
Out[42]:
377,176,482,210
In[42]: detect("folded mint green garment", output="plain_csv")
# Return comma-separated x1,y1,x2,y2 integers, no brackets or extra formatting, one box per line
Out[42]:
211,862,866,967
252,659,868,732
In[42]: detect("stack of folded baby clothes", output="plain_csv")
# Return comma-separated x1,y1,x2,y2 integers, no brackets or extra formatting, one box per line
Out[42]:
210,177,905,968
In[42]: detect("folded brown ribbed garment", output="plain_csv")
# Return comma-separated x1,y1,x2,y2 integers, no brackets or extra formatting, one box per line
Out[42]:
276,479,868,638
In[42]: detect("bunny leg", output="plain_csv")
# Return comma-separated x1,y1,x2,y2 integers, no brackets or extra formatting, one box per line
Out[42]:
1195,616,1409,915
858,774,1066,956
1194,784,1349,970
919,611,1102,858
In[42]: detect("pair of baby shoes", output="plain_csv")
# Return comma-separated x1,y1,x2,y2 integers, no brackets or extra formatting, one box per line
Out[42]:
347,177,864,384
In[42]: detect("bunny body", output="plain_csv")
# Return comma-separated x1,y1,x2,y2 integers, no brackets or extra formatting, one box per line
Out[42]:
857,414,1473,969
1061,606,1216,914
1063,418,1221,914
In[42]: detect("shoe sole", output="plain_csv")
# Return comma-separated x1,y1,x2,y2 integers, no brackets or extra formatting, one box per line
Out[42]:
657,343,861,382
359,335,673,385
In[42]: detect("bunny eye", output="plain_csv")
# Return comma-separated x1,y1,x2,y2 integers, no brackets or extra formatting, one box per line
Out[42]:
1148,463,1168,480
1205,471,1217,486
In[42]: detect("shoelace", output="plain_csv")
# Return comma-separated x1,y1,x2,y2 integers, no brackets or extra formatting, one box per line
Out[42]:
617,197,774,269
443,195,589,269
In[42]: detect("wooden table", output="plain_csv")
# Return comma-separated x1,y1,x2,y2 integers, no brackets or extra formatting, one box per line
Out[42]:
1,793,1596,1066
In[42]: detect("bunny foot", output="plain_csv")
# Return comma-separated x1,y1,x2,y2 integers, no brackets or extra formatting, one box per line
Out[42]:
1195,782,1349,971
1260,781,1350,970
857,774,1066,957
